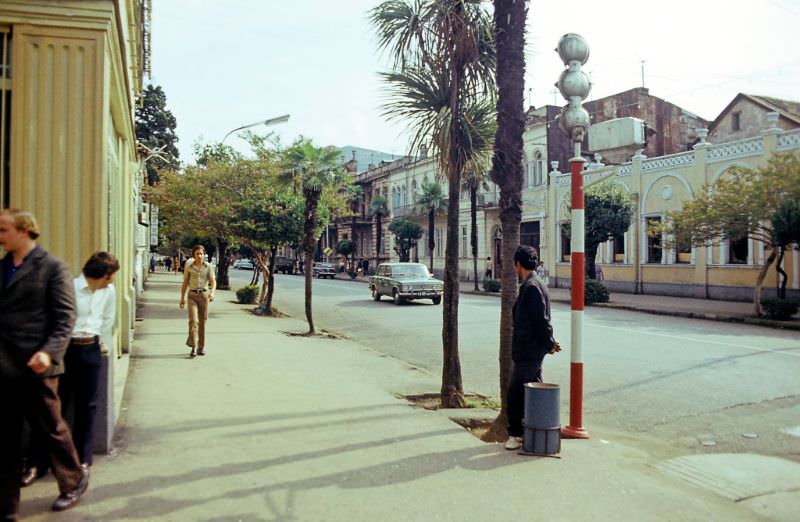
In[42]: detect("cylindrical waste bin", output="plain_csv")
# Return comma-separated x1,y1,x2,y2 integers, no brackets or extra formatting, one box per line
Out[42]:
522,382,560,455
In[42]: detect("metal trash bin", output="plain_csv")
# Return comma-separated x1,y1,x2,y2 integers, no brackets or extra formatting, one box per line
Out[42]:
522,382,561,455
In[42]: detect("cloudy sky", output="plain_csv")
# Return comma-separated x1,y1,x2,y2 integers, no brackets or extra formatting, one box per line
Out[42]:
151,0,800,163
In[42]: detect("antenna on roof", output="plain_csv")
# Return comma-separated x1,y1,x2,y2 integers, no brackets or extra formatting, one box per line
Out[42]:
641,60,646,89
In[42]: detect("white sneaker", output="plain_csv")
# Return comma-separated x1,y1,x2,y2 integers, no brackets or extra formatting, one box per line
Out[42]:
504,436,523,450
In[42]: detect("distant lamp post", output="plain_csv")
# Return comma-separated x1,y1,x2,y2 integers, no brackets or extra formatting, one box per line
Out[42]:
556,33,591,440
221,114,290,143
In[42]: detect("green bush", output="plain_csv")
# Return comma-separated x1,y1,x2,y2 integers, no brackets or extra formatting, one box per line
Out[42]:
761,297,799,320
585,279,609,305
235,284,259,304
483,278,501,292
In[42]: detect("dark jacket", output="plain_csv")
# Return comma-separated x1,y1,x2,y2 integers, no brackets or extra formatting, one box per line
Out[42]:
0,246,76,378
511,272,555,364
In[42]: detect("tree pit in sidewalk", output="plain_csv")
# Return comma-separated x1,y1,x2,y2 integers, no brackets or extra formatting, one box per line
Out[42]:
403,393,505,443
282,330,339,339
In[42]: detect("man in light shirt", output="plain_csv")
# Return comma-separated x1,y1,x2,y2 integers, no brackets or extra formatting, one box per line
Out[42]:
22,252,119,483
179,245,216,357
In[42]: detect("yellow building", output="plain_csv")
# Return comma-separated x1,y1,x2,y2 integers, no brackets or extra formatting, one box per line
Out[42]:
0,0,148,451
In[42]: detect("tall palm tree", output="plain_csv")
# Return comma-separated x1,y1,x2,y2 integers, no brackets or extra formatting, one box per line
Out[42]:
345,185,364,270
279,137,346,334
416,181,446,273
462,168,491,291
371,0,496,408
369,195,389,269
486,0,527,438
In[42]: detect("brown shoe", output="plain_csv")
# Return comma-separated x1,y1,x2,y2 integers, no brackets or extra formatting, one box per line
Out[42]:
51,467,89,511
189,348,196,358
197,348,205,356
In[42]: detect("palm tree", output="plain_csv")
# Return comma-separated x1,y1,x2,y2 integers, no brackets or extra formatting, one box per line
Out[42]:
345,185,364,271
462,168,491,291
279,137,346,334
371,0,496,408
485,0,527,439
369,195,389,269
416,181,446,273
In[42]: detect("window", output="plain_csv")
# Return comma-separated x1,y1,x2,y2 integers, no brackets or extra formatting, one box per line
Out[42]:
613,234,625,263
560,224,571,262
533,152,543,186
729,236,748,264
647,217,662,263
461,226,467,257
520,221,540,250
436,228,443,257
732,111,741,132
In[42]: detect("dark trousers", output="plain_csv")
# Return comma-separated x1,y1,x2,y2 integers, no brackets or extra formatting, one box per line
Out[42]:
59,342,102,465
0,376,82,517
506,360,544,437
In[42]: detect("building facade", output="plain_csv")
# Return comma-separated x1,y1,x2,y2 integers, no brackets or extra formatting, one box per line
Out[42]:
0,0,148,451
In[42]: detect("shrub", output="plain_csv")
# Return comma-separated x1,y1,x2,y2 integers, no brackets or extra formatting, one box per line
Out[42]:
761,297,799,320
585,279,609,305
483,278,501,292
235,284,259,304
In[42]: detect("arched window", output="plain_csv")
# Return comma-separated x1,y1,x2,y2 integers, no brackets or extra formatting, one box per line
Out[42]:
533,151,543,186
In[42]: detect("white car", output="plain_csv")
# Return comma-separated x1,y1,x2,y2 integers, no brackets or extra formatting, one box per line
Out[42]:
233,259,255,270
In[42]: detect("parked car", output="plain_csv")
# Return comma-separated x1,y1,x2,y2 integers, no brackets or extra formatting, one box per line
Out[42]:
234,259,254,270
369,262,443,305
312,262,336,279
274,255,295,274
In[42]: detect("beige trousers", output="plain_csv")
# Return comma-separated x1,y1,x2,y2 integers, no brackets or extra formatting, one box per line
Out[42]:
186,290,209,349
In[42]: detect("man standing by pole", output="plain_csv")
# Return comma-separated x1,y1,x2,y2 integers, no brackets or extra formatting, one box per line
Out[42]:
0,209,89,516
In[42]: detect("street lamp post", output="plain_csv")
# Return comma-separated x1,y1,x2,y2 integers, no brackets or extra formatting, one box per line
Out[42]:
221,114,290,143
555,33,591,440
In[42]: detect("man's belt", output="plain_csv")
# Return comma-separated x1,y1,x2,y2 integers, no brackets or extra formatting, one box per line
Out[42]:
71,335,99,346
190,288,208,293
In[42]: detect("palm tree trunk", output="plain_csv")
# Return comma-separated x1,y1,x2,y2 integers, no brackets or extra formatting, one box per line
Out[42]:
471,187,479,291
303,193,320,334
486,0,526,439
428,208,435,273
215,238,230,290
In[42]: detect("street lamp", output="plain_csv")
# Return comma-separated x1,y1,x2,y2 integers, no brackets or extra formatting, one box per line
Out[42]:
221,114,290,143
555,33,591,440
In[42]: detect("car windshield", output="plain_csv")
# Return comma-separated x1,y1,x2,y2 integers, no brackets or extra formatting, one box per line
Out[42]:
393,265,430,278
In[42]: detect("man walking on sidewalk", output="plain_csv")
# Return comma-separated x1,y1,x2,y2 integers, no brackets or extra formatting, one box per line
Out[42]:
0,209,89,516
179,245,216,357
505,245,560,451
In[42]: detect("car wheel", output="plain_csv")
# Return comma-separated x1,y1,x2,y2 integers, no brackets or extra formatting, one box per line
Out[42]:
432,296,441,305
393,289,403,305
372,286,381,301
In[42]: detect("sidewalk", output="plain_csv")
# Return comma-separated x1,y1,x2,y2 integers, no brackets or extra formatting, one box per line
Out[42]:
19,272,793,521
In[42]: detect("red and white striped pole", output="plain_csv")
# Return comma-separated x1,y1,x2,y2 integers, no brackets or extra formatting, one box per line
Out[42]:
562,143,589,439
555,33,591,439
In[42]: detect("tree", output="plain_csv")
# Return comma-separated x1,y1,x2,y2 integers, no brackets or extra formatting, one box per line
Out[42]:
280,137,350,334
370,195,389,269
416,181,447,273
772,197,800,298
371,0,496,408
336,239,357,276
463,166,491,291
135,84,180,185
345,185,365,258
486,0,526,439
583,182,634,280
667,152,800,316
389,219,423,262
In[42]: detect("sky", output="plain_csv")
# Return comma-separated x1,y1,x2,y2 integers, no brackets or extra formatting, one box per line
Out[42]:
151,0,800,164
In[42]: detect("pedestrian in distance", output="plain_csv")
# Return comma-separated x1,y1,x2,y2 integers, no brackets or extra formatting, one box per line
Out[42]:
0,209,89,515
504,245,561,451
484,256,492,279
179,245,216,358
164,256,172,272
21,251,120,486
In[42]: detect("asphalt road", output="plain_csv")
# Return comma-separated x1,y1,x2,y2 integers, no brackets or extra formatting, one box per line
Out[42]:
230,269,800,460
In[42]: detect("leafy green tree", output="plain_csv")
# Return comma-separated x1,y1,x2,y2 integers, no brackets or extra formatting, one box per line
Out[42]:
486,0,526,439
416,181,446,273
584,182,634,281
336,239,357,276
370,195,389,269
135,84,180,185
667,152,800,316
280,137,350,334
371,0,496,408
389,219,423,262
